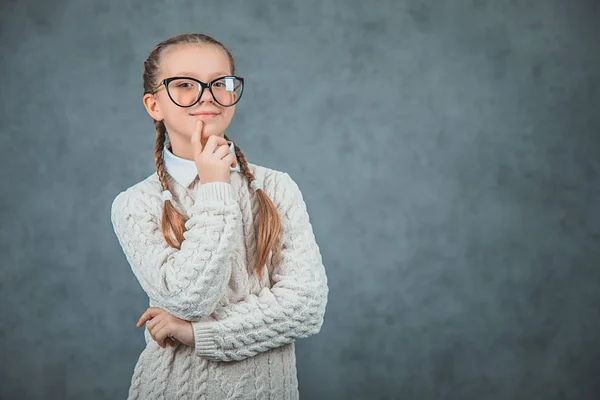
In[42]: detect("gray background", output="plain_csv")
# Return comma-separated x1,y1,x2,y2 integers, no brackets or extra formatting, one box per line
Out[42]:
1,0,599,399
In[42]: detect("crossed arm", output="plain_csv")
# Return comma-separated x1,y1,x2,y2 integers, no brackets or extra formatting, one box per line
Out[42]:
112,172,328,362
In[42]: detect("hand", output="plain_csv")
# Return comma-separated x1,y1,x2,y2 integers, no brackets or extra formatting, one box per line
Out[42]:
136,307,195,348
191,119,237,184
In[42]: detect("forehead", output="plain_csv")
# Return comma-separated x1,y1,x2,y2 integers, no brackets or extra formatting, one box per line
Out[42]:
160,44,231,80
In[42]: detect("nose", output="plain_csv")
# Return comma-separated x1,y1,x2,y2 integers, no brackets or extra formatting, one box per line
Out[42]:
199,85,215,103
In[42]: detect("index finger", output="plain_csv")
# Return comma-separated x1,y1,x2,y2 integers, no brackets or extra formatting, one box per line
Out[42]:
190,119,204,158
135,307,160,327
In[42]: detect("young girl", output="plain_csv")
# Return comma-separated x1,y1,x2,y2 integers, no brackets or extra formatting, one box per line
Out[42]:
110,33,329,399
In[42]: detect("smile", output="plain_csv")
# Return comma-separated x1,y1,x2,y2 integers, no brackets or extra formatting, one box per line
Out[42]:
191,113,220,119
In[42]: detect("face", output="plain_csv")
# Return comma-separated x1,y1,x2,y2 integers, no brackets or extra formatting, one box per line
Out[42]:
143,43,236,146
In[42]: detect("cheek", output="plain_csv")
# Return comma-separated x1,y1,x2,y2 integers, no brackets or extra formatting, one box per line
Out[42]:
158,97,185,119
220,108,235,125
163,104,194,133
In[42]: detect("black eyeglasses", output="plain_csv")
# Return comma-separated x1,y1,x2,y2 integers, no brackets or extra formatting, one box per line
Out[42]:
149,75,244,107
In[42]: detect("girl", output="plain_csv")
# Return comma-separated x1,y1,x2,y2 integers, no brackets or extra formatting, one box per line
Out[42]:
110,33,329,399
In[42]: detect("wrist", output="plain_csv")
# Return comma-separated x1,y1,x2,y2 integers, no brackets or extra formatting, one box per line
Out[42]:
196,181,233,202
181,321,195,347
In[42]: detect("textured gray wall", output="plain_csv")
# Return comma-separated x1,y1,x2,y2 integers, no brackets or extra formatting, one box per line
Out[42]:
1,0,599,399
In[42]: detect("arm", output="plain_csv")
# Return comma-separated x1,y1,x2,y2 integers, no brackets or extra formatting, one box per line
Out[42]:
190,172,329,362
110,182,242,321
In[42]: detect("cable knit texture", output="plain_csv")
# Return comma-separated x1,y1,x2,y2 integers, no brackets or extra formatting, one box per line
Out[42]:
110,162,328,399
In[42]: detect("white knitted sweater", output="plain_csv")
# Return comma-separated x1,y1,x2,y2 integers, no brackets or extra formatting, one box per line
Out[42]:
110,162,329,399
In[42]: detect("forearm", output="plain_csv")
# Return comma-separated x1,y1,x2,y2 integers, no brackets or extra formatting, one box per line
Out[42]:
188,171,329,362
191,263,328,362
112,182,242,320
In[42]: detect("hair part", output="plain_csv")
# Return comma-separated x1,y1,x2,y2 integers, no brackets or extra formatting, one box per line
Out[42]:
144,33,282,281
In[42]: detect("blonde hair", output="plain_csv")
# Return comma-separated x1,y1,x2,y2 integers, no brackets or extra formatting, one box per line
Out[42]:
142,33,282,280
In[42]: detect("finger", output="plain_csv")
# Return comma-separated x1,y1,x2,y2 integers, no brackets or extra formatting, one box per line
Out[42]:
136,307,161,327
204,135,229,155
213,143,231,160
149,329,162,347
146,315,162,331
165,337,176,347
154,325,171,348
136,311,151,327
190,119,204,158
222,153,236,168
149,319,167,337
202,135,228,155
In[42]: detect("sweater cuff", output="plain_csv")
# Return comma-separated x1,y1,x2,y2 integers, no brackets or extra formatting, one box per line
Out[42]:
196,182,234,203
192,320,220,359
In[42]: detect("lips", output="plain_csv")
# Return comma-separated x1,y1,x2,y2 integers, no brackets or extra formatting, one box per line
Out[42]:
191,112,220,120
190,110,220,116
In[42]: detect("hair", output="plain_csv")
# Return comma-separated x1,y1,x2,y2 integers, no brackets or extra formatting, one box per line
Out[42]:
142,33,282,281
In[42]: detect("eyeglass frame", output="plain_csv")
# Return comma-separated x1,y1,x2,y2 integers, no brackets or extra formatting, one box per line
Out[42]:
147,75,245,108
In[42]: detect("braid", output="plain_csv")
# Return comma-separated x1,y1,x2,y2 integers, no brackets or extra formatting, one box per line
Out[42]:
224,134,256,182
225,134,283,282
154,121,169,191
153,120,187,249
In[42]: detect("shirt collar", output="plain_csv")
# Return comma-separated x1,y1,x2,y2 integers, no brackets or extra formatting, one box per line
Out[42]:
163,140,240,188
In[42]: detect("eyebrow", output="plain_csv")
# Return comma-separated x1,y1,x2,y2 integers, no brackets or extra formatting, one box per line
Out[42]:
173,71,231,79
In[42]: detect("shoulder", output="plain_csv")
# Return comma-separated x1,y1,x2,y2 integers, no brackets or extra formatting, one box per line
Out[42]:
110,172,163,221
247,162,304,206
247,162,297,189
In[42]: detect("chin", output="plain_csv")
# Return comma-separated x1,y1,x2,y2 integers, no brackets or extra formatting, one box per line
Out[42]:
202,126,225,138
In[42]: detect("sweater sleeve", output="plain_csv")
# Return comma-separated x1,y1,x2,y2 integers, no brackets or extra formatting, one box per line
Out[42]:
110,182,242,321
190,172,329,362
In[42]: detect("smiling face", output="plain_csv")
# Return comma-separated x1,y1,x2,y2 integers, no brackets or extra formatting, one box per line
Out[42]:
143,43,236,155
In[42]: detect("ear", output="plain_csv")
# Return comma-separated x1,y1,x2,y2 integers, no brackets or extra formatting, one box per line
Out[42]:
142,93,164,121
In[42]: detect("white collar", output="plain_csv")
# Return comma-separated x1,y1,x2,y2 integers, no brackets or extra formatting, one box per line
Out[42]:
163,140,240,187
